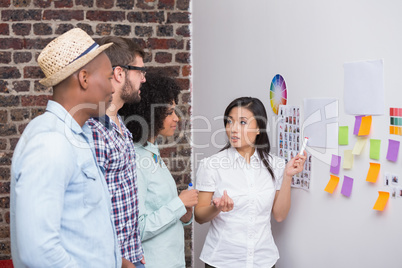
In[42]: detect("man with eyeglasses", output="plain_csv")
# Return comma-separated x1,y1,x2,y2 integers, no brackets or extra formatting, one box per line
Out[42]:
87,36,146,268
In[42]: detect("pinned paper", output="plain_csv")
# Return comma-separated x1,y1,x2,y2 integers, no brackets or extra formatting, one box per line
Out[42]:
390,126,402,135
369,139,381,160
324,175,340,194
366,162,381,183
352,137,368,155
358,116,372,136
386,139,400,162
341,176,354,197
373,191,390,211
338,126,349,145
330,154,341,174
353,115,364,135
343,150,354,169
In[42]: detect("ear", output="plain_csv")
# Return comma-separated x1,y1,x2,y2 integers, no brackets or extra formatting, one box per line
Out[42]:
112,66,125,83
77,69,89,90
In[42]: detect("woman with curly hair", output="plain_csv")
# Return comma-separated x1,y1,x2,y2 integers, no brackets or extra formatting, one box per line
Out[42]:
119,73,198,268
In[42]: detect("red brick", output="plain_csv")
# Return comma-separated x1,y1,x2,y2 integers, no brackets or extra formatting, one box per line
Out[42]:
0,167,10,181
1,10,41,21
10,108,30,121
0,80,9,93
158,0,174,9
0,125,17,137
0,0,10,7
175,78,190,90
75,0,93,7
146,38,184,50
24,66,44,79
33,0,51,8
43,10,84,21
155,52,172,63
0,95,19,107
116,0,133,9
127,11,164,23
0,182,10,194
96,0,114,9
13,81,30,92
113,24,131,36
175,52,190,63
21,95,50,107
160,147,177,158
77,23,94,35
86,11,125,22
13,52,32,64
0,24,9,35
135,0,155,10
54,0,73,8
18,123,28,134
13,0,30,7
0,139,6,150
34,81,51,93
0,67,20,79
0,52,11,64
33,23,53,35
135,25,152,37
146,66,179,77
167,12,190,23
180,91,191,104
177,0,189,10
182,65,191,77
31,107,46,119
0,197,10,208
0,111,7,124
157,25,173,36
55,24,74,35
96,24,113,35
12,23,31,36
176,25,190,37
4,211,10,224
10,137,19,150
25,38,53,50
0,38,25,49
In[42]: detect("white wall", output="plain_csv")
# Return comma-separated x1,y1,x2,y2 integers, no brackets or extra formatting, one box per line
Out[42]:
192,1,402,267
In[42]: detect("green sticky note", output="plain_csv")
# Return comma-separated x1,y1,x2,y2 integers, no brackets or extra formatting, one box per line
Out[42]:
338,126,349,145
370,139,381,160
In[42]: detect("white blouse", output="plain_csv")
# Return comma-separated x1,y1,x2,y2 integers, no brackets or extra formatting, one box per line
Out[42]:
196,147,286,268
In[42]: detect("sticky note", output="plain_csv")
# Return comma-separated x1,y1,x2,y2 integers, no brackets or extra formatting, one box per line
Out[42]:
352,137,368,155
330,154,341,174
358,116,372,136
343,150,354,169
369,139,381,160
366,162,381,183
341,176,354,197
338,126,349,145
373,191,390,211
386,139,400,162
324,175,339,194
353,115,364,135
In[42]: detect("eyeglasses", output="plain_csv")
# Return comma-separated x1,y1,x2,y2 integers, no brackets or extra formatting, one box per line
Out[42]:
113,65,146,77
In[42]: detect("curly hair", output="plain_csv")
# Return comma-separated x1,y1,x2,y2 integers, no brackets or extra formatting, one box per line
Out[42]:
119,73,181,145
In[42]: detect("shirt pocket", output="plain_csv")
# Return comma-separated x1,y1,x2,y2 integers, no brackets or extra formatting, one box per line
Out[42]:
82,163,103,207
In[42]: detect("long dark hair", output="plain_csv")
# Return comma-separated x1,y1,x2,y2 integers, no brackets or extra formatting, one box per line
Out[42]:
222,97,275,179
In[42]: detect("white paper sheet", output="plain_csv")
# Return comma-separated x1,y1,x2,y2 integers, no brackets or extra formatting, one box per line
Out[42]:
343,59,385,115
302,98,339,149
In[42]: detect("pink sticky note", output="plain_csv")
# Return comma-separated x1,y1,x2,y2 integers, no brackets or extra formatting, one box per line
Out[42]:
330,154,341,175
386,139,400,162
341,176,354,197
353,115,364,135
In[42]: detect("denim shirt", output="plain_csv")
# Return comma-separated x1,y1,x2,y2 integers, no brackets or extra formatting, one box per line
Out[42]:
10,101,121,268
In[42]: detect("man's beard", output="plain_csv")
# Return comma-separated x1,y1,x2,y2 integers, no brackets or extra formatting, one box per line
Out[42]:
121,77,141,104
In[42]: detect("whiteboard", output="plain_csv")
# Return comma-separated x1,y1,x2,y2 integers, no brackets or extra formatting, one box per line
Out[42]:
192,1,402,267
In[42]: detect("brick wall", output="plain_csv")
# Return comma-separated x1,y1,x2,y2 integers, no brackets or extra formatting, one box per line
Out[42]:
0,0,193,265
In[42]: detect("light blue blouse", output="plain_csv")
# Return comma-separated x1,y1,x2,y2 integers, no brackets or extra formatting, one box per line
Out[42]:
135,142,192,268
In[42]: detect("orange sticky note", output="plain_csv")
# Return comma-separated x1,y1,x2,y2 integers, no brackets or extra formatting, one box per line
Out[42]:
373,191,390,211
358,116,372,136
390,126,395,134
324,175,339,194
366,162,381,183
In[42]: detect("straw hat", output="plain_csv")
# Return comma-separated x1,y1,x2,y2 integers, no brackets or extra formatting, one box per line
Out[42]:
38,28,113,87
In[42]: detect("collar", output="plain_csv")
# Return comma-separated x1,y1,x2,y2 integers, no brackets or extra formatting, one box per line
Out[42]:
228,146,260,164
136,141,160,156
46,100,83,135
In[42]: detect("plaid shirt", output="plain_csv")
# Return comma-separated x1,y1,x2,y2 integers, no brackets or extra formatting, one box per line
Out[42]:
87,115,143,263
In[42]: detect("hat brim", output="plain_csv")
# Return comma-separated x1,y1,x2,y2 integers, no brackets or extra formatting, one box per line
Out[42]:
39,42,113,87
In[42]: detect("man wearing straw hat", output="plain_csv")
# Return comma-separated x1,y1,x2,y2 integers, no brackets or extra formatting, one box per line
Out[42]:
87,36,147,268
10,28,121,267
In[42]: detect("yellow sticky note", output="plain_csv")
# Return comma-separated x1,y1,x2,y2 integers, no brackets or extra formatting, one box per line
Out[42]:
352,137,368,155
358,116,372,136
366,162,381,183
324,175,339,194
373,191,390,211
343,150,354,169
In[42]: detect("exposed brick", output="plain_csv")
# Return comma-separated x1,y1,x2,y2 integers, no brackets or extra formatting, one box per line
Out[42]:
75,0,93,6
116,0,133,10
175,52,190,63
0,52,11,64
54,0,73,8
0,24,9,35
13,81,30,92
178,146,191,157
135,0,155,10
13,51,32,64
0,168,10,181
157,25,173,36
186,39,190,50
33,0,51,8
25,38,53,50
43,10,84,21
0,111,7,124
0,81,9,93
175,78,190,91
146,66,179,77
1,10,42,21
18,123,27,134
31,107,45,119
127,11,164,23
0,125,16,137
167,12,190,24
24,66,44,79
0,241,11,255
9,137,18,150
86,11,125,22
33,23,52,35
12,23,31,36
182,65,191,77
158,0,174,9
146,38,184,50
172,174,182,184
34,81,51,93
155,52,172,63
55,24,74,35
0,197,10,209
96,24,112,36
0,182,10,195
0,0,10,7
177,0,189,10
160,147,176,158
10,108,29,121
4,211,9,224
96,0,114,9
13,0,30,7
77,23,94,35
143,51,152,63
0,139,6,150
113,24,131,36
0,67,20,79
135,26,152,37
21,95,50,107
176,25,189,37
0,38,25,50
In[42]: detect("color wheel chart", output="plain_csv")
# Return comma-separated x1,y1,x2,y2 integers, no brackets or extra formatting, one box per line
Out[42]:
270,74,287,114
